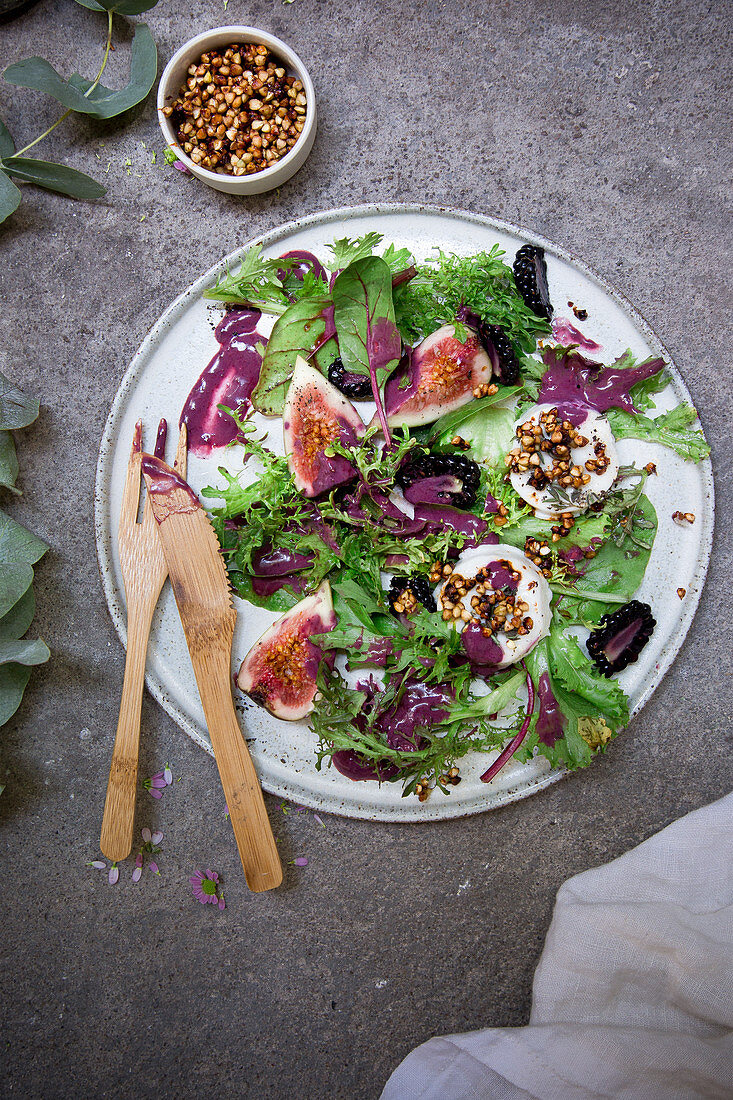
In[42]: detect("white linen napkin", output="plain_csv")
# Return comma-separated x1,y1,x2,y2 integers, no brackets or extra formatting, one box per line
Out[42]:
381,792,733,1100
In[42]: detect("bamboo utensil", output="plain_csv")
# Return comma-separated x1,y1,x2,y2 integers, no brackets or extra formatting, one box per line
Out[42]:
141,453,282,893
100,423,187,863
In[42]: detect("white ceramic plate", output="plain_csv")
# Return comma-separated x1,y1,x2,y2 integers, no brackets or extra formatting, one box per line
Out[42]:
95,204,714,821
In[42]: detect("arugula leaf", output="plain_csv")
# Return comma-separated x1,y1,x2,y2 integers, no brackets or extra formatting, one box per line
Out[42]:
1,157,105,200
251,295,331,415
332,256,402,435
606,405,710,462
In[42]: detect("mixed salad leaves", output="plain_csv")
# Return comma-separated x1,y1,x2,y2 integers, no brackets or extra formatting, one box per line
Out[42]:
200,233,709,800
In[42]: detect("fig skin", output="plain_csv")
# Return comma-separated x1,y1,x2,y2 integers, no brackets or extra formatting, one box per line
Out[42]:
283,356,364,497
385,324,493,428
237,581,337,721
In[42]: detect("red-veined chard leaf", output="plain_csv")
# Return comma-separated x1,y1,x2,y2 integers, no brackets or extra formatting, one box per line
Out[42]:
1,158,105,200
332,256,402,437
252,295,332,415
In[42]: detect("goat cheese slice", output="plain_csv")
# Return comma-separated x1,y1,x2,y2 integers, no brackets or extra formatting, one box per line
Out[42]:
435,544,552,669
509,402,619,519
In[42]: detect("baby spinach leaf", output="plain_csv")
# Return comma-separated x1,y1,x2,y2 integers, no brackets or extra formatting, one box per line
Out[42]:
0,170,22,226
1,157,105,200
252,294,332,415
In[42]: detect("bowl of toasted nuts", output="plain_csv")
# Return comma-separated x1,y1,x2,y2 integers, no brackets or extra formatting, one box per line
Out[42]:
157,26,316,195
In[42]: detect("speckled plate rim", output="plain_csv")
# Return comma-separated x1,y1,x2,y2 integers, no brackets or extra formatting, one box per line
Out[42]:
95,202,714,822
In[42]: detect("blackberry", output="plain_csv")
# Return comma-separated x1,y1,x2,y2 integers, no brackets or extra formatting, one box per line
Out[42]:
327,357,373,400
513,244,554,320
388,573,437,616
396,453,481,510
481,323,522,386
586,600,656,677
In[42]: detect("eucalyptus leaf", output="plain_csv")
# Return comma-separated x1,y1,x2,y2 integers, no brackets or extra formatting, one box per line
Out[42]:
0,637,49,666
0,663,33,726
2,157,106,200
0,564,34,619
0,432,19,494
0,372,39,430
0,586,35,639
0,511,48,565
0,116,15,159
86,0,160,14
0,170,22,226
4,24,157,121
66,24,157,119
3,57,100,114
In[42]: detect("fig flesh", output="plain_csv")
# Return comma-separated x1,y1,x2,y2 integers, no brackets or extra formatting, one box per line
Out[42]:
283,356,364,497
385,325,493,427
237,581,337,720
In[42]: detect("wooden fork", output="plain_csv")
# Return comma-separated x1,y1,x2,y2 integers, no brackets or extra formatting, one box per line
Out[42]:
100,421,188,863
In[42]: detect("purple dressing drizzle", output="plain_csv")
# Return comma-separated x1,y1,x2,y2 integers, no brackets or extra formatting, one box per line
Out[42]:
277,249,327,287
486,560,518,592
141,454,198,516
551,317,602,353
538,347,665,416
536,672,566,746
154,418,168,460
180,308,267,458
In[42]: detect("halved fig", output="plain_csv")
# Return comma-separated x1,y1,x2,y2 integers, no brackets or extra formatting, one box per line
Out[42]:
283,356,364,497
237,581,337,720
385,325,492,427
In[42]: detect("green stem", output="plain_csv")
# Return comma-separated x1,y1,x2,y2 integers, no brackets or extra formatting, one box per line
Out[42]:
551,584,629,604
11,11,114,159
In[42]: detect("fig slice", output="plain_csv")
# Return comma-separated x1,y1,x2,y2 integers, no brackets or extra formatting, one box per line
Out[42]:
283,356,364,497
237,581,337,721
385,324,493,428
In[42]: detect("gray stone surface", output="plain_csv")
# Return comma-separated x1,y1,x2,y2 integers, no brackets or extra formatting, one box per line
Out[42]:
0,1,731,1096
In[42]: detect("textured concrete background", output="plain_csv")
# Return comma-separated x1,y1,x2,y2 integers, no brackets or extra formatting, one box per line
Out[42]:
0,1,731,1097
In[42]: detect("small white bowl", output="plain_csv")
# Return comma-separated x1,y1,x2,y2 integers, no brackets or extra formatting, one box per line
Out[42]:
157,26,316,195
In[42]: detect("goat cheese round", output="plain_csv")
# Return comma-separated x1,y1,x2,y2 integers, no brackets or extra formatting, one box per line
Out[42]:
435,544,552,669
508,402,619,519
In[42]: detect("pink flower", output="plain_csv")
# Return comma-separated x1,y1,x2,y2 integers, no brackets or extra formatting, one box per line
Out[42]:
190,868,224,907
108,863,119,885
87,860,106,870
151,830,163,845
163,765,173,786
132,853,143,883
313,814,325,829
291,857,308,867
